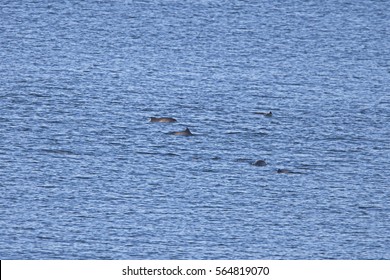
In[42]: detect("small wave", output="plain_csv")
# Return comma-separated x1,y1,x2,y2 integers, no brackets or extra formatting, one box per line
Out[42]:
165,152,180,157
135,151,159,155
40,148,77,156
37,185,57,189
234,158,252,163
225,130,243,134
135,150,179,157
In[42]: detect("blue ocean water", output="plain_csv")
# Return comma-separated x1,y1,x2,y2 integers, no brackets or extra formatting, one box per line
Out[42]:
1,0,389,259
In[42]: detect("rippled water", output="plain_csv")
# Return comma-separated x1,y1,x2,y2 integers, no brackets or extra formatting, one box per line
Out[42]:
1,0,390,259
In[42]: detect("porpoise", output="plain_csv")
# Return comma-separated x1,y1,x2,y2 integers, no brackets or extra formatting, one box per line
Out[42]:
171,128,193,136
254,111,272,117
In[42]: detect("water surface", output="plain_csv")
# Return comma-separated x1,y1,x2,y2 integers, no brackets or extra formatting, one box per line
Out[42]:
1,0,390,259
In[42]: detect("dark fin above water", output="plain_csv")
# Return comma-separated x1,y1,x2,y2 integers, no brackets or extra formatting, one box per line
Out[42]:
171,127,193,136
252,160,267,166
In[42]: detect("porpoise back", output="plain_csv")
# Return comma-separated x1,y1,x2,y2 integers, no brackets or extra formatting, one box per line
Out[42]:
254,111,272,117
172,128,193,136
